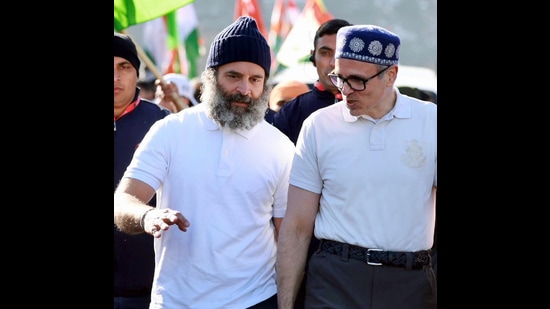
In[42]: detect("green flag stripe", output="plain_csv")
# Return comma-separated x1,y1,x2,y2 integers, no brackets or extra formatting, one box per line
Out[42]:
114,0,195,31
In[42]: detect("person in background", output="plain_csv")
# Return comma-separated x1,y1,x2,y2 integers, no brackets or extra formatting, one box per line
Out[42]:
155,73,199,113
264,80,310,124
137,68,156,101
113,16,295,309
114,32,170,309
273,18,352,144
276,25,437,308
272,18,351,309
190,76,203,104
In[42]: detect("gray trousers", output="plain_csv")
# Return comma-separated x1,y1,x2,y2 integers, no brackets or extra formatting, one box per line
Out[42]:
305,248,437,308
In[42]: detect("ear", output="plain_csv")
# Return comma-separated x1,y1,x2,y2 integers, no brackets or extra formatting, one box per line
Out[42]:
387,65,398,83
309,50,316,67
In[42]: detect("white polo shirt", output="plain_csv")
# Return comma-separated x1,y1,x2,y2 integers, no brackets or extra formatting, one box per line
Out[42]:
290,90,437,252
124,103,295,308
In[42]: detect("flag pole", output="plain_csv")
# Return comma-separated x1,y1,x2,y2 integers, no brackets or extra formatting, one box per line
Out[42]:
120,30,187,111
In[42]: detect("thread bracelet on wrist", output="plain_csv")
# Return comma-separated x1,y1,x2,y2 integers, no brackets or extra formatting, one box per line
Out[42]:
140,208,155,230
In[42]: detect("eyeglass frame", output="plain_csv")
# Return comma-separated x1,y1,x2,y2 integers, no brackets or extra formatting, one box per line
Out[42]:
328,65,391,92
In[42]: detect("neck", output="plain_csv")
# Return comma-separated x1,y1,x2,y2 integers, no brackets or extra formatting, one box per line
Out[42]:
368,89,397,120
381,91,397,117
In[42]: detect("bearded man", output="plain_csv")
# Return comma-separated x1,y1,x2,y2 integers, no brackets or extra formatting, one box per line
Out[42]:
113,16,295,309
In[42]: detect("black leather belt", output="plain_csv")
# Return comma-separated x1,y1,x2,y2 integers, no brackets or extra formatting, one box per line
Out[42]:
319,239,431,270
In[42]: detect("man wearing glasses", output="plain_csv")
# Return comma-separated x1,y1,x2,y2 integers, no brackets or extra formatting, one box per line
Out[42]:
276,25,437,308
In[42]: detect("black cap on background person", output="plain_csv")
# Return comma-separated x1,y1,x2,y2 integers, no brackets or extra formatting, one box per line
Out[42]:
114,32,140,77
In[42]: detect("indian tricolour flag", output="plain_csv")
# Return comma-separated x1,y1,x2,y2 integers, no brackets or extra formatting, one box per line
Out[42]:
234,0,268,39
268,0,301,74
142,3,202,78
275,0,333,68
114,0,195,31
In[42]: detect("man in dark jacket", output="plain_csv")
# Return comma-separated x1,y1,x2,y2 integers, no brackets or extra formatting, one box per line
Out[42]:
273,19,351,145
114,32,169,309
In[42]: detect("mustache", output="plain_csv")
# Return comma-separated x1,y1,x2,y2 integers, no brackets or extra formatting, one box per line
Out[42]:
226,93,252,104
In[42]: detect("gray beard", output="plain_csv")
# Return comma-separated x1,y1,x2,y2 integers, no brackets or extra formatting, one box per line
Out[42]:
201,68,269,130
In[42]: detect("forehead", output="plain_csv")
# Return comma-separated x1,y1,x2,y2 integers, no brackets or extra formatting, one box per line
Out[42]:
315,33,337,49
335,58,376,74
218,61,265,77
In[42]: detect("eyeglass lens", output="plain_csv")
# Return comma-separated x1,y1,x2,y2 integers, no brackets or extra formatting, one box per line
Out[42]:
329,66,390,91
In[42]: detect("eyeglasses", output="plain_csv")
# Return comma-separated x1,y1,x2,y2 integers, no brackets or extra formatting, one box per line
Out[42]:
328,66,391,91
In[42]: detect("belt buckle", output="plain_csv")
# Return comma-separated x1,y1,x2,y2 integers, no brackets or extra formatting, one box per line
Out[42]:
366,248,383,266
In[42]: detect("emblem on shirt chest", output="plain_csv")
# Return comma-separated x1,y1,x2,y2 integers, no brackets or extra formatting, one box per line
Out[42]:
401,140,426,168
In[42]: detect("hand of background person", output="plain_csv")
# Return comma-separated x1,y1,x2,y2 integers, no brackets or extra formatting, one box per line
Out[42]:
142,208,191,238
156,79,187,112
157,80,180,99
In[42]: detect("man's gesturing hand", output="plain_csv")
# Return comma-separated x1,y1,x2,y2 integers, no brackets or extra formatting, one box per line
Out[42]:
142,208,191,238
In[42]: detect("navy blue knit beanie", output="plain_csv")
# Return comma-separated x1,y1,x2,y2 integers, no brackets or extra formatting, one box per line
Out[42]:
114,32,140,77
206,16,271,77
